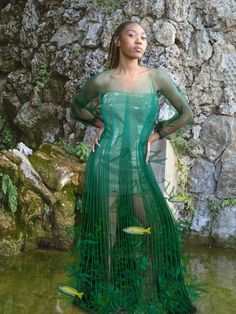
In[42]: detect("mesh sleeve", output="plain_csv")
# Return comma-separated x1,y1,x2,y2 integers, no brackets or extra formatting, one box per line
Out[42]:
71,74,104,128
154,68,194,139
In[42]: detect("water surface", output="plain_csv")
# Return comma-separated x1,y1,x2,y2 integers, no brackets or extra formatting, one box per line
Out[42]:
0,244,235,314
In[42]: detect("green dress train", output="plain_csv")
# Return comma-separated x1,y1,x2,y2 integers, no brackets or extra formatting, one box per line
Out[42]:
69,67,197,314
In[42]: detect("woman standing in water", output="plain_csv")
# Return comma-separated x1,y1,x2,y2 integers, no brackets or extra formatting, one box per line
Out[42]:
69,21,197,314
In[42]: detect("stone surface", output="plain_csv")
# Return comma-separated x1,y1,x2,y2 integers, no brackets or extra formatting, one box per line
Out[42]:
201,115,233,161
191,195,210,234
0,143,85,256
189,158,216,194
0,233,24,257
217,141,236,198
29,143,85,192
153,20,176,46
213,205,236,239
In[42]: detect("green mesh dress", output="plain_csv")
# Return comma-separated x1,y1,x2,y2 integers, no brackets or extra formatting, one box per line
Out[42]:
69,67,197,314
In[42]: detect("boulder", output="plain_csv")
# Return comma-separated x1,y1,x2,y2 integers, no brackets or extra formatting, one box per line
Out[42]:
217,141,236,198
29,143,85,192
0,143,85,255
189,158,216,194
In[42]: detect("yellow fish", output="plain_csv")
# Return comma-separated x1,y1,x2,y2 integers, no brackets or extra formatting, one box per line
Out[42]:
58,285,84,299
169,195,189,203
123,226,151,235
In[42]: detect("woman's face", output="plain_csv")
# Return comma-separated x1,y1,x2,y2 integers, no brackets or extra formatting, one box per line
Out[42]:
117,23,147,61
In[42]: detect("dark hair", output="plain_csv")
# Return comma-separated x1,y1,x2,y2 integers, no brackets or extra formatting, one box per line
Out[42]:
107,21,142,69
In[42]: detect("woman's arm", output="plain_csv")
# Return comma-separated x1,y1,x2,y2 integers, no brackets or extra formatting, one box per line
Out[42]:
153,68,194,139
71,74,104,128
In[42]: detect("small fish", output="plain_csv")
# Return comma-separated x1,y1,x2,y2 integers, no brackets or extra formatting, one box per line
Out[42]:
169,195,189,203
123,226,151,235
58,285,84,299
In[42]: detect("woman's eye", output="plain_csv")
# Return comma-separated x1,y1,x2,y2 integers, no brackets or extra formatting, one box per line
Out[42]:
142,36,147,40
128,33,135,38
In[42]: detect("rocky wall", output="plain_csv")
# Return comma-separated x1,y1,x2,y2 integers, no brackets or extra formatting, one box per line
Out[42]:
0,0,236,250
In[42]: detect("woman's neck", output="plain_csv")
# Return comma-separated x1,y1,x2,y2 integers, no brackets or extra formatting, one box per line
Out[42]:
115,58,141,76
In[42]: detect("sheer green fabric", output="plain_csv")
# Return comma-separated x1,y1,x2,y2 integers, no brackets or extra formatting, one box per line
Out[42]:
68,67,196,313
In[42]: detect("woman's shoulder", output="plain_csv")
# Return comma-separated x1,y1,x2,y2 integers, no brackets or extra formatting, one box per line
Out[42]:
148,65,167,78
90,69,114,87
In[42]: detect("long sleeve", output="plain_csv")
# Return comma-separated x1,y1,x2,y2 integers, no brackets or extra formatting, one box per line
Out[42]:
71,74,104,128
154,68,194,139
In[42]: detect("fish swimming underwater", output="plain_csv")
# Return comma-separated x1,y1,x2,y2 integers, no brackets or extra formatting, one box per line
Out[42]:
169,195,189,203
58,285,84,299
123,226,151,235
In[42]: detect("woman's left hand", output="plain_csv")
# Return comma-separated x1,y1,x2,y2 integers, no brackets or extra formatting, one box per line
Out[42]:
145,132,160,164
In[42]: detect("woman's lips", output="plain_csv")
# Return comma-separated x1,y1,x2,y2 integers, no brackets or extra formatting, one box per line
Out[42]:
133,47,143,52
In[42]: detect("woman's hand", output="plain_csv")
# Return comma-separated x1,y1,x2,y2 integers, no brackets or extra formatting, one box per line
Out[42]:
91,127,104,152
145,132,160,164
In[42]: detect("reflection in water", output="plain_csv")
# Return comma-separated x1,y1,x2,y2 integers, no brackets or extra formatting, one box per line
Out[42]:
0,245,235,313
187,245,236,314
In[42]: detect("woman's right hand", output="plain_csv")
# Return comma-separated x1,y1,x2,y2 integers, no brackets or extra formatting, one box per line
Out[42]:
91,127,104,152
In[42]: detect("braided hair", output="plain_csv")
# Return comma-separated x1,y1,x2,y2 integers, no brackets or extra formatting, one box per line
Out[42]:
107,21,142,69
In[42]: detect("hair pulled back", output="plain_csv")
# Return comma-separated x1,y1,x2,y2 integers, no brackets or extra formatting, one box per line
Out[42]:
107,21,142,69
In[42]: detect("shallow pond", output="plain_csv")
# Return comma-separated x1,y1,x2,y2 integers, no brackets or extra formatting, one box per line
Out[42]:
0,244,235,314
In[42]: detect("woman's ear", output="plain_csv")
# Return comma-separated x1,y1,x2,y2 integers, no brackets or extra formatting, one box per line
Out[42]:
115,37,120,47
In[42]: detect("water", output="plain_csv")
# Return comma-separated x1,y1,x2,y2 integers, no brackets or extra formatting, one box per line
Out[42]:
0,244,235,314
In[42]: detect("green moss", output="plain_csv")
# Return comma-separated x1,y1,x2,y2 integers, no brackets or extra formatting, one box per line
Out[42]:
170,136,199,157
33,65,51,89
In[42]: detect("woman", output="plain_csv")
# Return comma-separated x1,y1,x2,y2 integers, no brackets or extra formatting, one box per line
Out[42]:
70,21,197,314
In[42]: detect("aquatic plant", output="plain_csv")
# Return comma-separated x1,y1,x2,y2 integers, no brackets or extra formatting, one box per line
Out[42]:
0,173,17,213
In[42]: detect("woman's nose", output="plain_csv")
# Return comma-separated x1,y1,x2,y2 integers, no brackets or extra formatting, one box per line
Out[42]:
135,36,142,44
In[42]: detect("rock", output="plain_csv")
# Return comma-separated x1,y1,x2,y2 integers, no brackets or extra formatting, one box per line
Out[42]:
166,0,190,22
19,0,39,49
0,151,19,180
124,0,165,18
0,143,86,255
153,20,176,46
16,142,33,156
201,115,233,161
14,98,61,146
220,53,236,115
191,194,210,233
29,143,85,192
0,233,24,257
0,211,16,235
203,0,236,29
82,22,102,47
0,45,21,74
187,29,213,66
53,188,76,249
50,24,83,49
18,186,53,251
7,69,33,103
189,158,216,194
217,141,236,198
18,187,44,226
10,149,56,205
212,205,236,239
